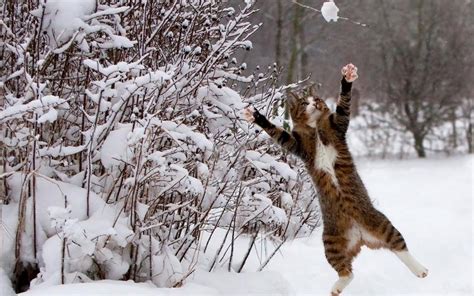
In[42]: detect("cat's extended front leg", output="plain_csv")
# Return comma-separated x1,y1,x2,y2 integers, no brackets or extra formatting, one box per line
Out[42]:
331,63,358,134
243,106,301,156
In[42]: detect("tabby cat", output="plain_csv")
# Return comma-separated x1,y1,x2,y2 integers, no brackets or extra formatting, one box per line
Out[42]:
243,64,428,295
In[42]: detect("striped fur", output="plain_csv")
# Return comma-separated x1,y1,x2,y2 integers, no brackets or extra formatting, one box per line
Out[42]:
247,64,427,294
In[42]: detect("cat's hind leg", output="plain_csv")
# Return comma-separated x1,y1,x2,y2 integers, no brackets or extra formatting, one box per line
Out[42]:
323,235,355,295
377,217,429,278
331,272,354,296
394,250,428,278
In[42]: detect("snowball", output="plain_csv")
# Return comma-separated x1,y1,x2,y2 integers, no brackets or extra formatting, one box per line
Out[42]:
321,1,339,22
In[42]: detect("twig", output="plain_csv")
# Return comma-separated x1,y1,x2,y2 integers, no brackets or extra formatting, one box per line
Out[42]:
292,0,369,27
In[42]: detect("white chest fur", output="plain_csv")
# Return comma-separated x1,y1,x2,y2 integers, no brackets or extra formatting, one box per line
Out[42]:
315,140,339,187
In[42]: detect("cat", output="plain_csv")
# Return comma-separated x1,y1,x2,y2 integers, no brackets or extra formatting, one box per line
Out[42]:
242,64,428,295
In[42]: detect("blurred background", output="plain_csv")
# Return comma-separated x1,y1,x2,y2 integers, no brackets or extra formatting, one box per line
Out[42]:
1,1,472,293
235,0,474,158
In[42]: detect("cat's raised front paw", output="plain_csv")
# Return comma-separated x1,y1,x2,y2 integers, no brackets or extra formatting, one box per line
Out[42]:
341,63,358,82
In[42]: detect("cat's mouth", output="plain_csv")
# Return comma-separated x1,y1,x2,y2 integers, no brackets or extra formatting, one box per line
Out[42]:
306,97,324,118
306,108,322,127
306,97,316,111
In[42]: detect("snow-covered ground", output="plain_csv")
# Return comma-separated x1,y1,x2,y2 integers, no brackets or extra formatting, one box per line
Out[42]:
263,155,473,295
14,155,474,295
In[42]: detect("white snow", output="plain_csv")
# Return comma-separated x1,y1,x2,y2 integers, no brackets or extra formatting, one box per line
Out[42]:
321,1,340,22
83,59,144,76
20,280,216,295
11,156,472,295
150,246,183,287
0,95,67,123
155,120,213,151
37,108,58,124
0,172,130,283
39,145,85,157
246,150,297,181
193,46,202,55
191,271,291,295
0,268,15,296
31,0,96,46
100,124,133,169
2,0,471,295
263,155,472,295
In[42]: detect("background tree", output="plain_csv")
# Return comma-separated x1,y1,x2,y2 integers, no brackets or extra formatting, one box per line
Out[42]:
373,0,473,157
243,0,473,157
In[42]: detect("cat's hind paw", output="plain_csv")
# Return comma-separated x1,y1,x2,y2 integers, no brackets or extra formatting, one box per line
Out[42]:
415,267,428,278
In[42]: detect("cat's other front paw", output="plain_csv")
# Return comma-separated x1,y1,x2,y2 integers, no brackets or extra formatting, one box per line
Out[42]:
341,63,358,82
242,106,256,123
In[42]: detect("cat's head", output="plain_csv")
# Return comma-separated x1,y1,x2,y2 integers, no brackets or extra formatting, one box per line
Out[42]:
287,86,329,127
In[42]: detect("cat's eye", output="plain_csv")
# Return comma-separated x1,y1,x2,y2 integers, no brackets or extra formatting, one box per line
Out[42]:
301,101,309,106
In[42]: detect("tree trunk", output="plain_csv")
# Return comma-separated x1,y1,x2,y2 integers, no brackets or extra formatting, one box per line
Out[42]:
450,108,457,149
467,121,473,154
286,4,302,85
273,0,283,116
284,4,302,126
413,132,426,158
275,0,282,66
298,17,308,78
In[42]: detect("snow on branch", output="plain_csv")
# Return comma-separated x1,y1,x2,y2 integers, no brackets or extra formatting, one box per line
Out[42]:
0,96,68,123
1,0,316,291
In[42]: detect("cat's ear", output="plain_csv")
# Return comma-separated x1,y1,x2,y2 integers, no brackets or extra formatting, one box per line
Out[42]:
287,91,299,107
309,84,318,98
286,91,300,119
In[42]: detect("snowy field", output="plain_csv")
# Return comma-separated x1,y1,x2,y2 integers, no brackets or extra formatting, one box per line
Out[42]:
9,155,471,295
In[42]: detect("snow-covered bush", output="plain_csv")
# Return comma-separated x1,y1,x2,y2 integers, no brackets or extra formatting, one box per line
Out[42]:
1,0,318,291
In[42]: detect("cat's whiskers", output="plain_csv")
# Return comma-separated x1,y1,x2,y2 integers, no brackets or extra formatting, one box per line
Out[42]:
306,97,322,127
